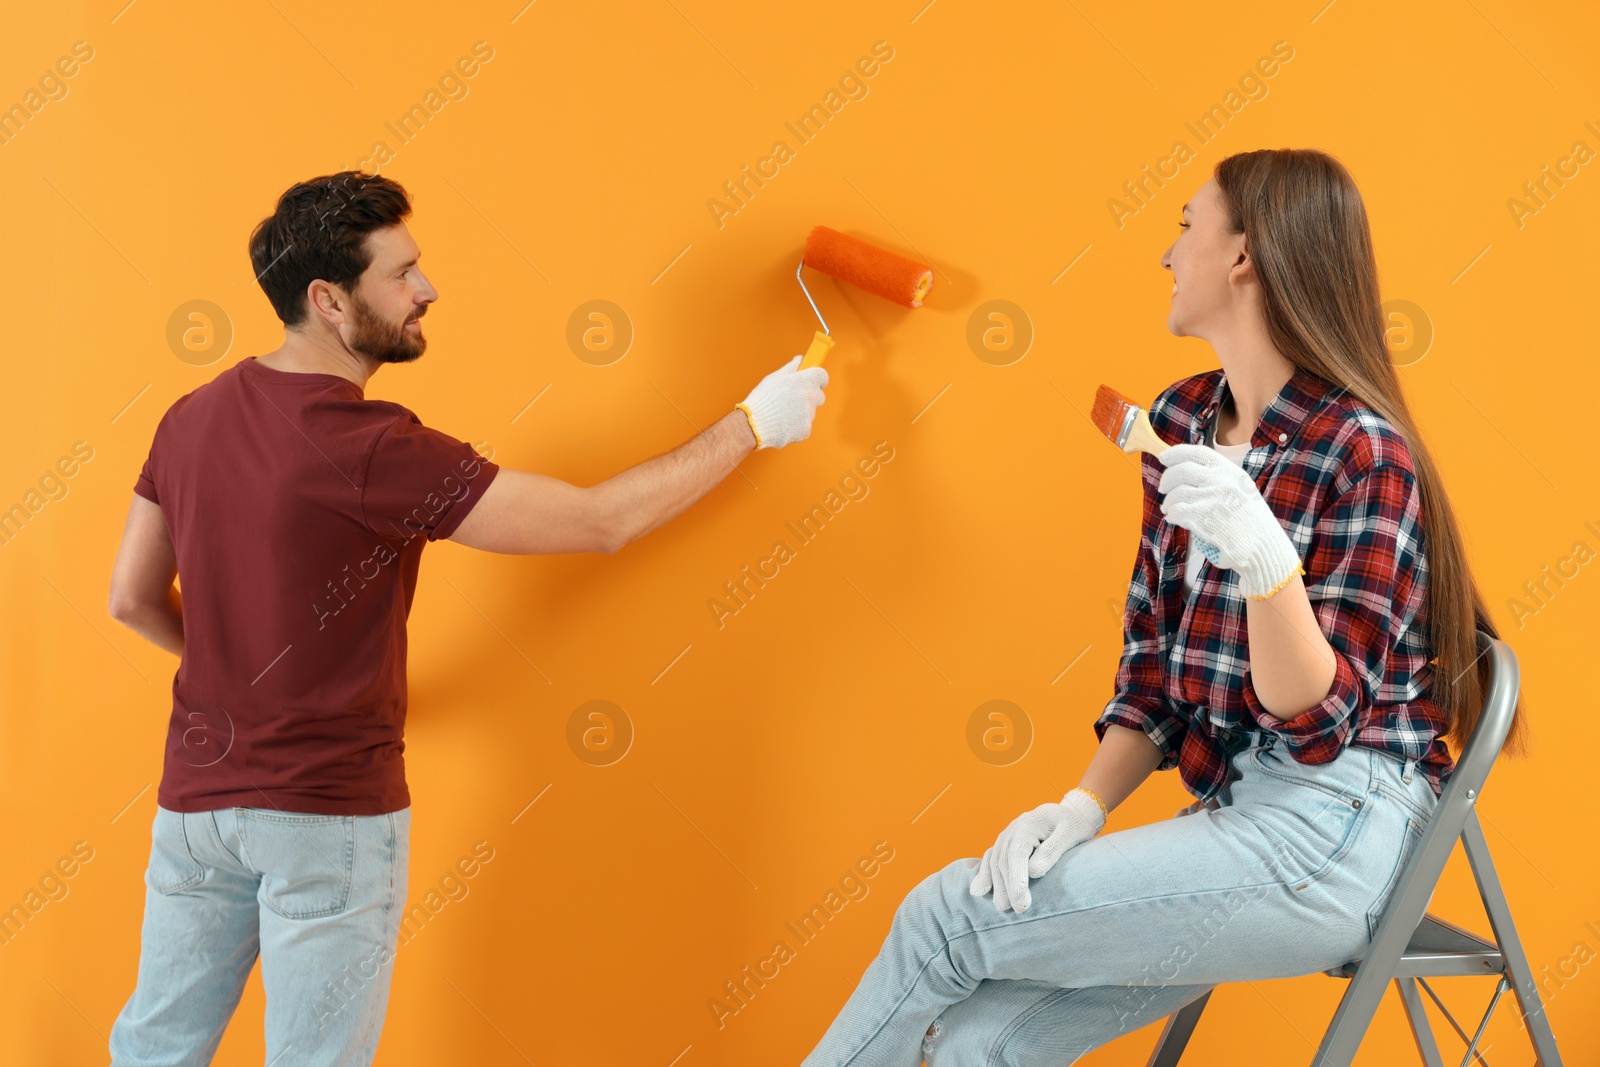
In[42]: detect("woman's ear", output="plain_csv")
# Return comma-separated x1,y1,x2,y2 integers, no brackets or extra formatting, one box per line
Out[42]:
1228,235,1256,286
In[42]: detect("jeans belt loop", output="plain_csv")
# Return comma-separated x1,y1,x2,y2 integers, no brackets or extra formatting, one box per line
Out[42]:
1401,756,1416,783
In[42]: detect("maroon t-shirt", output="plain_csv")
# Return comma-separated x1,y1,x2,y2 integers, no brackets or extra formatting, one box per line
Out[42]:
133,356,500,815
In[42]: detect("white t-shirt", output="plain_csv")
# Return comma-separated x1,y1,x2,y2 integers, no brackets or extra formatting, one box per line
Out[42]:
1182,420,1252,594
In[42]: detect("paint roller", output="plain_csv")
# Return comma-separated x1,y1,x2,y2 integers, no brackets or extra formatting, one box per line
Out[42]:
795,225,934,369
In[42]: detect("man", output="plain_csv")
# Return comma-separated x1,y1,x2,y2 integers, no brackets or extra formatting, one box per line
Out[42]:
105,170,827,1065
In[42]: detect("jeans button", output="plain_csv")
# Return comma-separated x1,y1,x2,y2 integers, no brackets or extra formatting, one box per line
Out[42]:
1352,798,1363,809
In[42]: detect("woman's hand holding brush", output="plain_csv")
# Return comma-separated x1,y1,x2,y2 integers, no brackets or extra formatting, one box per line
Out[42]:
736,355,830,450
1157,443,1304,600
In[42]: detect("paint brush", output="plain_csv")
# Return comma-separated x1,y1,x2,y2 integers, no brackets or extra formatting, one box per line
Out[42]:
1091,384,1223,565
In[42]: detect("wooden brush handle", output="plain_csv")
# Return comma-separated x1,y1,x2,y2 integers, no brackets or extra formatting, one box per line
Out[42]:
1126,407,1222,562
1125,407,1174,454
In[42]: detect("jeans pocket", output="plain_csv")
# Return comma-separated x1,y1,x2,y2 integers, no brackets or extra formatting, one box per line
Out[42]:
1249,745,1367,809
1364,815,1423,941
1374,780,1435,829
148,807,205,895
236,809,355,920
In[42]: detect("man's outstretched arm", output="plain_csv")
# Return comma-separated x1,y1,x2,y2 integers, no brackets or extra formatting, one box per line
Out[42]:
449,356,828,556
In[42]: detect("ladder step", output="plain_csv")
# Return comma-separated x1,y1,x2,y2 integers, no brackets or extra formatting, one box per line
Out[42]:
1329,914,1503,980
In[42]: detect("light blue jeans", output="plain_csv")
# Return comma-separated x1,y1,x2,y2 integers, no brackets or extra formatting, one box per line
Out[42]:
801,736,1438,1066
109,805,411,1066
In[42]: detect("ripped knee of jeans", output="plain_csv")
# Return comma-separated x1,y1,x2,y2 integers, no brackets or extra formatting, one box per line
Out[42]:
922,1016,943,1057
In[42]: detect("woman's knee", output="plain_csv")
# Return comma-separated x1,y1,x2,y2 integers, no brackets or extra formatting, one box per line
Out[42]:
882,859,995,997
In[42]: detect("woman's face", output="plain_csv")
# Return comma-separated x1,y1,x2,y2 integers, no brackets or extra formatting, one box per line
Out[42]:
1159,178,1250,341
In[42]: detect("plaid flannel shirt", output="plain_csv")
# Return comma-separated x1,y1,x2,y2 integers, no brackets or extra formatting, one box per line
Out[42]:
1094,365,1454,803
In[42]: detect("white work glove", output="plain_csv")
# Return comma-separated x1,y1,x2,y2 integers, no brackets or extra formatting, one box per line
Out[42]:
736,355,829,450
1157,443,1304,599
967,788,1106,914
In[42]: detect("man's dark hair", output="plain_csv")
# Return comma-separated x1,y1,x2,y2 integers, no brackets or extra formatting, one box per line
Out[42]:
248,170,412,328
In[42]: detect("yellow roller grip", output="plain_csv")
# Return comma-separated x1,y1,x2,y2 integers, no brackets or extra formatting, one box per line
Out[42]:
799,330,835,369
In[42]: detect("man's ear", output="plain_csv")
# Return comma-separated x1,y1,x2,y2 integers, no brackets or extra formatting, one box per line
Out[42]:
306,278,351,327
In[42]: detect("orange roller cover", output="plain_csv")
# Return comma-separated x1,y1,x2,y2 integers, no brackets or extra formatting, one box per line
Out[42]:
802,225,933,309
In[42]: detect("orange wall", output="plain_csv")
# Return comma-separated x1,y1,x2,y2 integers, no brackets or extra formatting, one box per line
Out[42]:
1,1,1596,1064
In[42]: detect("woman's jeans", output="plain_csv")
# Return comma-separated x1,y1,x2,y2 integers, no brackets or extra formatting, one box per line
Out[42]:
108,805,411,1066
801,738,1438,1066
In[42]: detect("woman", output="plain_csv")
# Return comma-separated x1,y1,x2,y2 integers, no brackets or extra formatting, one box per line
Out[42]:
800,148,1528,1066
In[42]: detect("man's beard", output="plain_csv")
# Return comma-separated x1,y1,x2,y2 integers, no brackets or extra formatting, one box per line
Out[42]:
349,293,425,364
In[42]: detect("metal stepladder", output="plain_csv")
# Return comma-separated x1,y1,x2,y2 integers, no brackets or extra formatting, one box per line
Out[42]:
1147,630,1564,1066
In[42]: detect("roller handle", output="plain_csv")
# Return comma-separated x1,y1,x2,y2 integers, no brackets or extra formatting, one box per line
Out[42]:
799,330,835,370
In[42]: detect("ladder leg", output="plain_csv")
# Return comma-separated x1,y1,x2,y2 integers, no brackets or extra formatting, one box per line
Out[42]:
1459,812,1564,1066
1394,978,1446,1067
1145,990,1211,1067
1312,958,1397,1067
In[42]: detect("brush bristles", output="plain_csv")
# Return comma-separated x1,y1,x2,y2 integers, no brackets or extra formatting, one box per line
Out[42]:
1090,384,1139,447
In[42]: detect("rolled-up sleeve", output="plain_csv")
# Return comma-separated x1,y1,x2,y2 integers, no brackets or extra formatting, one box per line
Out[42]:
1095,453,1186,769
1242,459,1425,763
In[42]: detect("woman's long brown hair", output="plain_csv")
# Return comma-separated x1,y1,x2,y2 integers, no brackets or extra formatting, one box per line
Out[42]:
1213,148,1527,758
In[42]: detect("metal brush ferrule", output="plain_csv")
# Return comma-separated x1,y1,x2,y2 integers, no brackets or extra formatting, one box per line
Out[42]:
1116,403,1139,450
